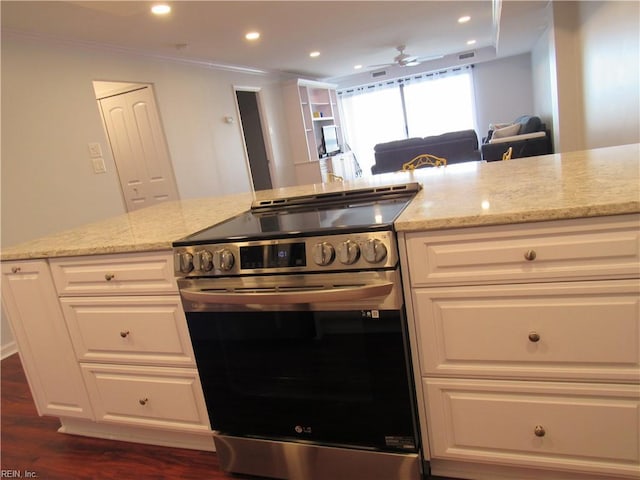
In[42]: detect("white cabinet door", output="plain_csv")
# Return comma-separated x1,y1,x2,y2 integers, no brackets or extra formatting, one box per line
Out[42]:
1,260,93,419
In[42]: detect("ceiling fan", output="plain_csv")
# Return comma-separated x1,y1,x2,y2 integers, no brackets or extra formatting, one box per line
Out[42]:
368,45,443,69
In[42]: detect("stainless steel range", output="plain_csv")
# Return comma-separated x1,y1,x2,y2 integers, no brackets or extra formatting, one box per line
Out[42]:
173,182,423,480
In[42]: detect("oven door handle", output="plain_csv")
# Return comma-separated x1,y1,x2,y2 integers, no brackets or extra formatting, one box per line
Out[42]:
179,282,394,305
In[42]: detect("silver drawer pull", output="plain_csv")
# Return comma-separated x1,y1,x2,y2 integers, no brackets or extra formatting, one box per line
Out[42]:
524,249,537,261
120,330,130,338
105,273,115,281
139,398,148,406
534,425,546,437
528,332,541,343
11,266,21,274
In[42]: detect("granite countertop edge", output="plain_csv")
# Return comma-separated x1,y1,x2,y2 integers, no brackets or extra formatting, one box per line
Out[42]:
2,144,639,262
394,201,640,233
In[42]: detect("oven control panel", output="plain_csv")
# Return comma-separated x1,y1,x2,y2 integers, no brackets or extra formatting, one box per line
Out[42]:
174,230,399,277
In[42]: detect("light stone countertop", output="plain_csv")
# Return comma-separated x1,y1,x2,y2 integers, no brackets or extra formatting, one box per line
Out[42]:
2,144,638,261
394,143,640,231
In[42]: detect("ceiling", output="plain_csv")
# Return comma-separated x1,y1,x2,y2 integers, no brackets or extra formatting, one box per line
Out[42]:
1,1,551,81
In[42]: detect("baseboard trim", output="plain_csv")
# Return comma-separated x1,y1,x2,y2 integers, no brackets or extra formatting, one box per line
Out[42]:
58,417,216,452
1,341,18,360
429,459,636,480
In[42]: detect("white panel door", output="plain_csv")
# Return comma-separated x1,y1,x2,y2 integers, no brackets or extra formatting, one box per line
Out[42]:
99,86,179,211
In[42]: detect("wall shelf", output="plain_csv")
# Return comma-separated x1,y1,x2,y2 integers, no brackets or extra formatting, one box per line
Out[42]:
283,79,348,184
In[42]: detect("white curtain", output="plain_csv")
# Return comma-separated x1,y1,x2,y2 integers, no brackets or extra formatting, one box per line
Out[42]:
404,71,476,137
339,88,405,177
338,66,475,176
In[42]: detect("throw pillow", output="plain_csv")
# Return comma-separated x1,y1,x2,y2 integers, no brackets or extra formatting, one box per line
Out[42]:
492,123,521,139
489,122,512,131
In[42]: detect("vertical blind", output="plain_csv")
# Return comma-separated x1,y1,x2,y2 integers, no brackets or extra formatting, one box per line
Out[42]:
337,65,476,176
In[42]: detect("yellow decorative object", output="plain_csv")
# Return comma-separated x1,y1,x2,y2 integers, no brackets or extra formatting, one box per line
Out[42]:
502,146,513,161
327,172,344,182
402,153,447,171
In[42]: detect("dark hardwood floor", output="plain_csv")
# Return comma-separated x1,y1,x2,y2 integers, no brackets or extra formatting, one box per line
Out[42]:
2,353,453,480
0,353,261,480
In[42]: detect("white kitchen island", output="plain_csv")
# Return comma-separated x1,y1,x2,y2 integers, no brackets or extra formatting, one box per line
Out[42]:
2,144,639,479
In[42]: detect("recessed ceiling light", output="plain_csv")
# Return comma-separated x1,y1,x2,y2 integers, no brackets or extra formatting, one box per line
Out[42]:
245,31,260,41
151,4,171,15
467,39,477,45
354,65,363,70
309,51,320,58
458,15,471,23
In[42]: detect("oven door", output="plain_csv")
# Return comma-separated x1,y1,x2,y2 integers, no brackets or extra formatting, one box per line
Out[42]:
179,270,419,453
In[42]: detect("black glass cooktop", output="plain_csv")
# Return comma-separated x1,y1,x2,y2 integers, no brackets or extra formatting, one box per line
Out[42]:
174,198,410,246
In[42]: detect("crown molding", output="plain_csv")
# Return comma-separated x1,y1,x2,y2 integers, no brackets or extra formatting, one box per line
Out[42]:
2,29,274,77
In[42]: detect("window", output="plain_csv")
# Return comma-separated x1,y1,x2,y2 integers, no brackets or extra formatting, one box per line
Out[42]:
338,66,476,176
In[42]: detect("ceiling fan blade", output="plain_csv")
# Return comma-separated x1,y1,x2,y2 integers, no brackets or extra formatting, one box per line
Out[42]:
367,44,442,70
366,63,394,69
416,54,444,62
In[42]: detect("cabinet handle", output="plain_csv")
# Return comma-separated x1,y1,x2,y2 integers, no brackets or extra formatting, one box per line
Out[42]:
119,330,130,338
11,266,21,273
139,398,149,406
524,249,537,261
105,273,115,281
528,332,541,343
534,425,546,437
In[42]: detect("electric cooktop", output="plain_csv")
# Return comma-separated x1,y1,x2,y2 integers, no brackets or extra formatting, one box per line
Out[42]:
174,198,410,246
174,183,421,246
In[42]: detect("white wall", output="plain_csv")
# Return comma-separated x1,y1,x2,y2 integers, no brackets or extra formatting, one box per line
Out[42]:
531,1,639,153
531,26,554,141
1,33,295,249
473,53,535,138
1,36,126,247
549,1,586,153
0,34,300,356
579,1,640,149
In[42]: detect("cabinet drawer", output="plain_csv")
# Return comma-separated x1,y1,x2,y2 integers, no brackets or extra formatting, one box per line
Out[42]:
60,296,195,367
405,214,640,286
50,252,177,296
412,280,640,382
424,378,640,477
81,364,210,432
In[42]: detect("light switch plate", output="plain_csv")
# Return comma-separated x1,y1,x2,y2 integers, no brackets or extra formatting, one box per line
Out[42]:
92,157,107,174
88,142,102,158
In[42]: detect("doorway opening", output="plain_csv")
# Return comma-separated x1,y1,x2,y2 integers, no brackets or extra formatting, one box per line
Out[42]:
234,88,274,191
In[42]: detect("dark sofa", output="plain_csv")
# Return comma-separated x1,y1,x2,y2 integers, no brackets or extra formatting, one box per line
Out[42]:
481,115,553,161
371,129,481,174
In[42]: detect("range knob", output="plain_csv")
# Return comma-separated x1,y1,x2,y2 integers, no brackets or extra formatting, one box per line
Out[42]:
337,239,360,265
313,242,335,266
177,252,194,273
213,248,235,271
362,238,387,263
194,250,214,271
